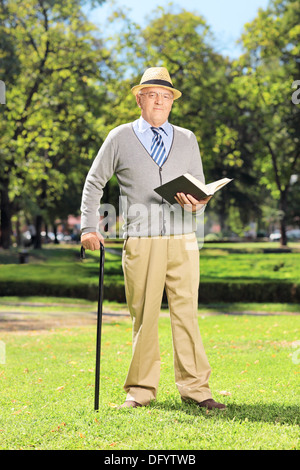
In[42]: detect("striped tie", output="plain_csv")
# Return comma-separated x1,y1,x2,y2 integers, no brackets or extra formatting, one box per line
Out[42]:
150,127,167,166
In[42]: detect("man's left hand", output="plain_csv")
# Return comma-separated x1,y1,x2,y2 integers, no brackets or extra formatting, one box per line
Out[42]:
174,192,212,212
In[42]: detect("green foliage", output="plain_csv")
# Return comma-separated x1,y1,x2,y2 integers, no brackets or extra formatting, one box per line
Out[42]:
231,0,300,243
0,0,299,249
0,0,110,246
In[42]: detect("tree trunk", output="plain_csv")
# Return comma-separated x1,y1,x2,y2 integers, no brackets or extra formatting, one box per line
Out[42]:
0,177,12,249
34,214,43,249
15,216,22,247
53,223,59,244
279,193,288,247
218,197,227,235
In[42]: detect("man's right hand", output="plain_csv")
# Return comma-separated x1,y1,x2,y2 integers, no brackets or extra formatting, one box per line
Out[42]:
81,232,104,251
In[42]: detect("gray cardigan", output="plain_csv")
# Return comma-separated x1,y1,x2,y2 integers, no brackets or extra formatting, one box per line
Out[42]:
80,122,206,238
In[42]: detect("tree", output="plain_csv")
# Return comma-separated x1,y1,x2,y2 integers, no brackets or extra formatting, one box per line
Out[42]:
233,0,300,245
103,6,259,232
0,0,108,248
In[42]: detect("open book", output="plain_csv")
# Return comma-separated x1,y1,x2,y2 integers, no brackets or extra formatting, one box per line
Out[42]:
154,173,233,205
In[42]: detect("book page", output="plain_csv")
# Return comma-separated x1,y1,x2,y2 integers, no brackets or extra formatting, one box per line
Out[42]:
184,173,207,192
205,178,233,194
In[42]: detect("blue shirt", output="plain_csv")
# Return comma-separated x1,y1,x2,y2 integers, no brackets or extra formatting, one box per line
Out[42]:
132,116,174,156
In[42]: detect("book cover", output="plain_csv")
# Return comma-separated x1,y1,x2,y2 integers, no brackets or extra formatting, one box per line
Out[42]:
154,173,232,205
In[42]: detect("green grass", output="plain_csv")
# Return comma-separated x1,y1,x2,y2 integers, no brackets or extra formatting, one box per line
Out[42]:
0,313,299,450
0,242,299,448
0,242,300,302
1,242,300,284
1,296,300,315
2,245,122,284
200,251,300,283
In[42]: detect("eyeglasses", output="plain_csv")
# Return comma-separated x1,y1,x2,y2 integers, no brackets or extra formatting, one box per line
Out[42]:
139,91,173,101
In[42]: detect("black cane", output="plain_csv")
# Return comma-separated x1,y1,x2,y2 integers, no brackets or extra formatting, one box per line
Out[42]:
80,243,105,411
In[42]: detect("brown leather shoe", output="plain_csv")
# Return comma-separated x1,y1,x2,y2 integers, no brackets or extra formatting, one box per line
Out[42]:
197,399,226,410
182,397,226,410
119,400,143,409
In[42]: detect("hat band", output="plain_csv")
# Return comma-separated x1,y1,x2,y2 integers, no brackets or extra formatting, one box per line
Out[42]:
140,79,174,89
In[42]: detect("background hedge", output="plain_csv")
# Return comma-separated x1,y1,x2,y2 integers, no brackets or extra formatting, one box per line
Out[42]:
1,278,299,303
0,243,299,303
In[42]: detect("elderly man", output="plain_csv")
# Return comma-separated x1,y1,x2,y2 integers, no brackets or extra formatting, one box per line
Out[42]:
80,67,225,410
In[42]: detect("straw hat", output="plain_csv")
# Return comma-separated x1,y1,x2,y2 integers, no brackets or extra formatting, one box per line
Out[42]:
131,67,182,100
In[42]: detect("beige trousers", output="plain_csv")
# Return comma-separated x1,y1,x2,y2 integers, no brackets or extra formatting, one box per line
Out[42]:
122,232,212,406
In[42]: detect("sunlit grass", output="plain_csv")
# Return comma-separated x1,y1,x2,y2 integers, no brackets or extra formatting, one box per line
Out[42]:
0,314,299,450
0,244,299,301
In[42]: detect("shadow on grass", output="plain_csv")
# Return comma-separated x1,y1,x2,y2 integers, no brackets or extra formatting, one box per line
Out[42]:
155,399,299,426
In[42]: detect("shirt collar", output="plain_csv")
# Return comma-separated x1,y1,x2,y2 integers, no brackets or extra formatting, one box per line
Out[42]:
137,116,170,136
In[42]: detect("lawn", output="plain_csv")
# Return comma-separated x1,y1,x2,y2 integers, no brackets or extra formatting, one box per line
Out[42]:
0,242,299,450
0,311,299,450
0,241,300,302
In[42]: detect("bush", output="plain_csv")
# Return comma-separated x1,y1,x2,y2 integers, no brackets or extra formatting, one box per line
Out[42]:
199,281,300,303
1,244,299,303
1,278,299,303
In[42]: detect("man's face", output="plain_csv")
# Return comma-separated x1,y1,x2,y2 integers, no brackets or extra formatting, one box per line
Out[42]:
136,87,174,127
